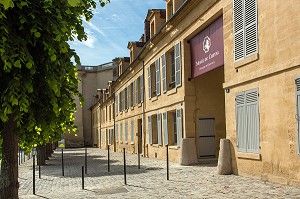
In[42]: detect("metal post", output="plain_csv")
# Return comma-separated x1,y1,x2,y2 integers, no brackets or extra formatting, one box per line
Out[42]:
166,145,169,180
108,145,110,172
33,154,36,195
61,148,64,176
85,147,87,174
138,143,140,169
82,166,84,189
123,148,127,185
18,150,21,165
38,149,41,179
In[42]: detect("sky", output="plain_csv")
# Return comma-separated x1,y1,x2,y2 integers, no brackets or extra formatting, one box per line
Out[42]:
69,0,166,66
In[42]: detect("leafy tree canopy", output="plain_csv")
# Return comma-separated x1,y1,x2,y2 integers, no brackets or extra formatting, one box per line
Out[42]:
0,0,109,156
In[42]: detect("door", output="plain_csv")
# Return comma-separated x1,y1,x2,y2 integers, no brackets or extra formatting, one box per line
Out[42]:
138,119,143,153
198,118,216,157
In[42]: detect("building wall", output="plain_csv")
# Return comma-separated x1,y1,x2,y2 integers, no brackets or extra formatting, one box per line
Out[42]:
223,0,300,185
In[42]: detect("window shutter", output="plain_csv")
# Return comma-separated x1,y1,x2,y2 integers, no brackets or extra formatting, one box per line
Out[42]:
157,113,162,145
236,92,247,152
147,67,151,99
115,123,118,142
128,85,131,108
135,79,139,105
140,74,144,103
118,93,121,112
295,78,300,155
133,81,135,106
125,121,128,142
233,0,245,61
176,109,183,146
120,123,123,141
245,0,258,57
148,116,152,144
163,112,168,146
245,89,259,153
175,42,182,87
162,53,167,93
131,120,134,144
155,59,161,96
115,94,118,115
122,90,125,111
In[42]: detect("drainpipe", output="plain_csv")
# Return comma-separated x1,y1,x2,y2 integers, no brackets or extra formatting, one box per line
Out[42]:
142,60,146,157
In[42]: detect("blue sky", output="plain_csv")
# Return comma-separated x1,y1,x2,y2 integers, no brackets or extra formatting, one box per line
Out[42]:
70,0,166,66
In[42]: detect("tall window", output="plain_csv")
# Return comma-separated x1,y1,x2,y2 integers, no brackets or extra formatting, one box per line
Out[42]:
233,0,258,62
236,89,260,153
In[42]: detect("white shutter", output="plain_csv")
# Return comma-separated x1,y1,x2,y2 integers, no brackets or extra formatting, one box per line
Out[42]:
135,79,139,105
120,123,123,141
175,42,182,87
140,74,144,103
148,116,152,144
133,81,136,106
295,78,300,155
236,92,247,152
163,112,168,146
233,0,245,61
115,94,118,115
245,0,258,57
131,120,134,144
176,109,183,146
115,123,118,142
157,113,162,145
155,59,161,96
245,89,259,153
147,67,151,99
128,85,131,108
118,93,121,112
125,120,128,142
162,53,167,93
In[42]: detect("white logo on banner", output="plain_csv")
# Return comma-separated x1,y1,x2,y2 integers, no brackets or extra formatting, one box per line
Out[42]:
203,36,211,53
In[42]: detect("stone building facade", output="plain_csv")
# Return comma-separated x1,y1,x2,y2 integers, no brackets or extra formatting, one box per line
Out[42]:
90,0,300,186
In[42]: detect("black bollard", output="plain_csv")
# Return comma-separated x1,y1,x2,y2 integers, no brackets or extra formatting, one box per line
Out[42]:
108,145,110,172
82,166,84,189
123,148,127,185
33,154,36,195
166,145,169,181
85,147,87,174
138,143,140,169
18,150,21,165
62,148,64,176
38,149,41,179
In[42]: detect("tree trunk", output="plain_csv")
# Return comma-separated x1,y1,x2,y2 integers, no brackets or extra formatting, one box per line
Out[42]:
37,146,46,166
0,114,19,199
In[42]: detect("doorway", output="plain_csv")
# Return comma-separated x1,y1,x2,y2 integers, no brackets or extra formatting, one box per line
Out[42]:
198,118,216,157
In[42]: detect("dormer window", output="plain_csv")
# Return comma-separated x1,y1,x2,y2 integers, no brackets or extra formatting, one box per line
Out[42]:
167,0,174,20
130,50,133,63
150,21,155,38
119,64,122,76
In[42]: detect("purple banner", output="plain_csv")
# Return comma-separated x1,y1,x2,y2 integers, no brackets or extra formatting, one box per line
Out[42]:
190,16,224,78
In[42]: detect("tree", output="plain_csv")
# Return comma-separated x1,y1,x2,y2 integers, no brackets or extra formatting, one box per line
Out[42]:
0,0,109,198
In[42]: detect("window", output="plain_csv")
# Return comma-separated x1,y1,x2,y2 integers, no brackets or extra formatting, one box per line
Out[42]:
109,105,111,121
120,122,123,141
150,21,155,38
115,123,118,142
163,42,181,92
163,112,168,146
125,87,128,110
115,94,119,115
133,78,139,106
167,0,174,20
121,90,125,111
157,113,162,145
233,0,258,62
295,78,300,155
127,84,132,109
148,59,160,99
119,64,122,76
140,74,144,103
148,114,158,144
131,120,134,144
236,89,260,153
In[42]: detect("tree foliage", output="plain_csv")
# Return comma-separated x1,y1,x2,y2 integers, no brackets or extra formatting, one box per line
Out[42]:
0,0,109,156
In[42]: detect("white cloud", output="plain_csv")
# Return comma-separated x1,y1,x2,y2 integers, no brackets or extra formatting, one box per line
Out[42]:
84,21,107,37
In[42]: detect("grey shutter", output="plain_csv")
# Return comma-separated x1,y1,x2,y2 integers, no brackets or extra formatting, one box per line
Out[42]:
133,81,135,106
148,116,152,144
245,89,259,153
121,90,125,111
245,0,258,57
125,121,128,142
147,67,151,99
131,120,134,144
157,113,162,145
162,53,167,93
175,42,182,87
140,74,144,103
115,123,118,142
118,93,121,112
236,92,247,152
163,112,168,146
128,85,131,108
120,123,123,141
233,0,245,61
176,109,183,146
155,59,161,96
295,78,300,155
135,79,139,105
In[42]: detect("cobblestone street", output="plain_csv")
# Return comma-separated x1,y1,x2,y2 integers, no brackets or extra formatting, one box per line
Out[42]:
18,148,300,199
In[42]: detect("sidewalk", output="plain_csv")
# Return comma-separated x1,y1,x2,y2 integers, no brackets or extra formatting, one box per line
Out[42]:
19,148,300,199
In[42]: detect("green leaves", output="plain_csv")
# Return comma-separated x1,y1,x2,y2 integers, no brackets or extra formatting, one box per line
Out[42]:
67,0,80,7
0,0,14,9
